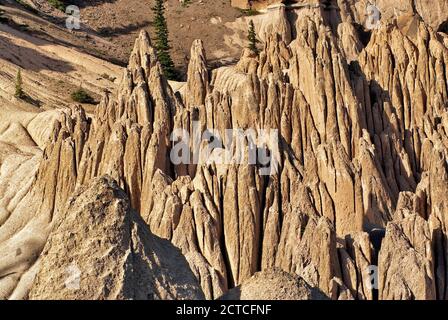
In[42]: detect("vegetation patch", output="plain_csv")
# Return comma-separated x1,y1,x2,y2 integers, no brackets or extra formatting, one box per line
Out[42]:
152,0,178,80
47,0,66,12
15,70,25,99
101,73,116,82
238,8,261,16
71,88,95,104
247,20,260,55
181,0,192,8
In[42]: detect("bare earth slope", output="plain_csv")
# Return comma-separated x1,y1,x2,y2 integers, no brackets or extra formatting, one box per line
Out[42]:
1,0,247,74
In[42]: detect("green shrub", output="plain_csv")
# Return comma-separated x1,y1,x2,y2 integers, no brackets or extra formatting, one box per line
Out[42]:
47,0,66,11
71,88,95,104
181,0,191,7
239,8,260,16
101,73,116,82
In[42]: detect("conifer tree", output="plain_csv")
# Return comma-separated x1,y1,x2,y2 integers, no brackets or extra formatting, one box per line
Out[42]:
247,20,260,55
15,70,24,99
152,0,176,80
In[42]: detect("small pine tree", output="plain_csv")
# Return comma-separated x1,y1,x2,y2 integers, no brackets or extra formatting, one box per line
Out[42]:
152,0,177,80
248,20,260,55
15,70,24,99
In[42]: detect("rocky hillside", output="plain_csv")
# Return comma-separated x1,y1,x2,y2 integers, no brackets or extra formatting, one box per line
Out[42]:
1,0,448,300
0,0,250,75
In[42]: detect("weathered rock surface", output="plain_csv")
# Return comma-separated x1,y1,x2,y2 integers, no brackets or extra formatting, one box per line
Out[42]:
29,176,204,300
220,269,328,300
2,0,448,300
379,214,436,300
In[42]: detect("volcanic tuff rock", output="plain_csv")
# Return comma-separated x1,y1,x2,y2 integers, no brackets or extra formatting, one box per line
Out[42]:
29,176,204,300
220,269,328,300
378,213,436,300
232,1,448,33
1,0,448,300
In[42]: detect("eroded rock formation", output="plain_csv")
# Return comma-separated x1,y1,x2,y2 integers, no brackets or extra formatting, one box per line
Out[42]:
220,269,328,300
29,176,204,300
2,0,448,300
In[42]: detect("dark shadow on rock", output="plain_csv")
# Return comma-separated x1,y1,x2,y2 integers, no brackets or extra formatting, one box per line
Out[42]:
130,206,206,300
97,21,152,38
0,34,75,72
348,60,420,232
68,0,119,9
